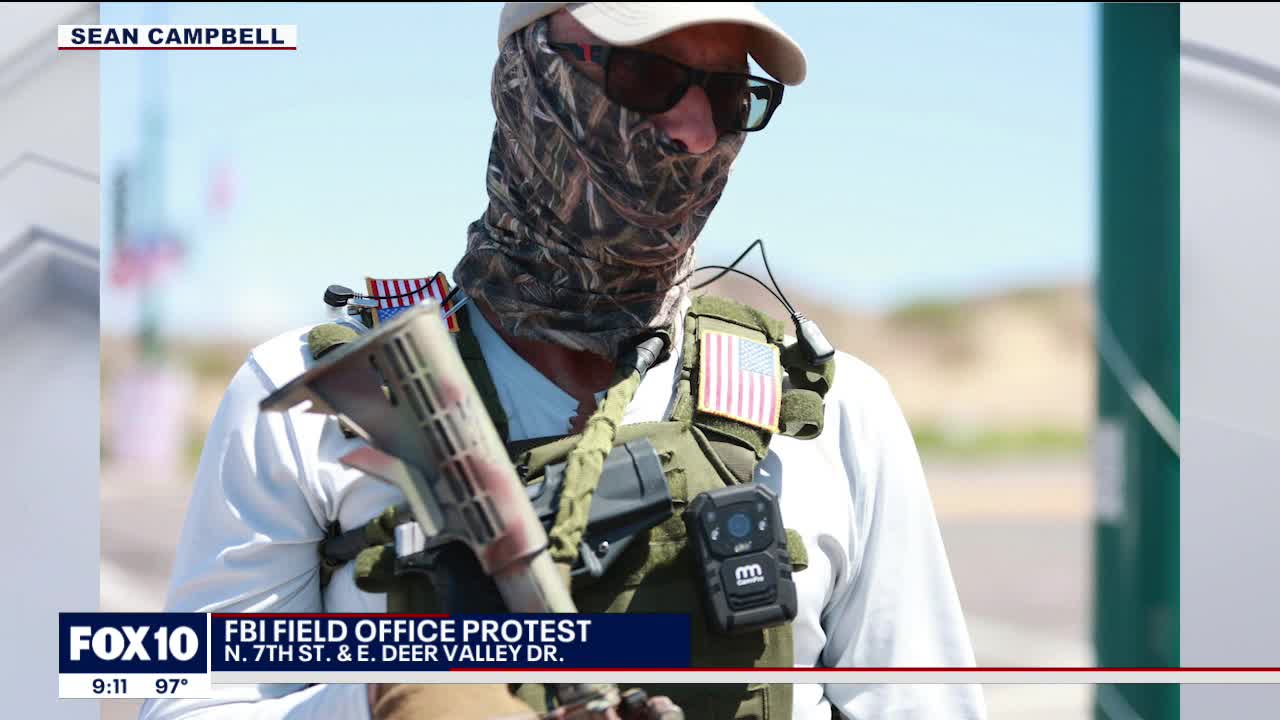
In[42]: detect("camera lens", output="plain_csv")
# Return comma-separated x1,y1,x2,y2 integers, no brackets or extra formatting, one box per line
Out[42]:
727,512,751,539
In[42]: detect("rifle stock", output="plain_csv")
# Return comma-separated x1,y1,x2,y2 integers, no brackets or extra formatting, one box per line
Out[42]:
261,302,575,614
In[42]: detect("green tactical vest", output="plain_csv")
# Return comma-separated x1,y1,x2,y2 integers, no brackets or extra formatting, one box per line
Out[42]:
310,295,837,720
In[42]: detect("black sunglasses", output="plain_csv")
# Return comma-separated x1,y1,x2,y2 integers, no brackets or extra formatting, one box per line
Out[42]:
548,42,785,134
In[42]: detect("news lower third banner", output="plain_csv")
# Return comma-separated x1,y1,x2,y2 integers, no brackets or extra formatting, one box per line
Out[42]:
59,612,1262,696
58,612,691,699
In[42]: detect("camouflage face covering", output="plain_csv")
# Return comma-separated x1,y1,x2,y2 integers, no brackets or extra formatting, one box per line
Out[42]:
453,20,744,359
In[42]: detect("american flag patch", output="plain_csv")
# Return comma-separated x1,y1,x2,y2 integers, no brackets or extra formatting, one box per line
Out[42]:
698,331,781,432
365,272,459,331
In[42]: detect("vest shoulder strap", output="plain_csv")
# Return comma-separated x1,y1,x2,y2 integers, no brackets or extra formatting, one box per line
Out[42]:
673,294,835,482
306,323,358,360
673,295,780,483
451,301,509,443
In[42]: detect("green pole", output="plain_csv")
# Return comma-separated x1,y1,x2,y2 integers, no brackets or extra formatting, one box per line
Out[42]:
1095,4,1179,719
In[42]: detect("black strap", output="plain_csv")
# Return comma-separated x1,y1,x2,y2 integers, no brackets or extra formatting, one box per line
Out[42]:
319,505,407,565
452,300,510,443
506,433,571,460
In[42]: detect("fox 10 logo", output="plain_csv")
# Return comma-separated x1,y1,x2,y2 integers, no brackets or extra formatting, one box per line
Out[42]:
60,613,207,673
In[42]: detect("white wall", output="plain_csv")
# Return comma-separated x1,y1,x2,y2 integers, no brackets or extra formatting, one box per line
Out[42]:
0,4,100,719
1181,3,1280,718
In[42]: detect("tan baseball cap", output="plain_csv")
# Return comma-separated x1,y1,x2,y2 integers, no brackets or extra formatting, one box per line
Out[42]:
498,2,807,85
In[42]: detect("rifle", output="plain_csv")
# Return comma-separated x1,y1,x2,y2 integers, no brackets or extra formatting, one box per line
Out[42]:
260,302,641,715
262,302,574,612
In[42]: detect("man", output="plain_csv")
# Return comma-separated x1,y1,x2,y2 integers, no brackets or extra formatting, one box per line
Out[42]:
141,4,986,719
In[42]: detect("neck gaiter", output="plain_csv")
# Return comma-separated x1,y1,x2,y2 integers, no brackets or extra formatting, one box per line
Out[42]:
452,20,744,359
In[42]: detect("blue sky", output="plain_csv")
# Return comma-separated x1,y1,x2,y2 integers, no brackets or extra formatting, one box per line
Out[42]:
101,3,1097,338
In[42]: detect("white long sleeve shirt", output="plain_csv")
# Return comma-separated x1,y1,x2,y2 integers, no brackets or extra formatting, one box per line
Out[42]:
140,300,986,720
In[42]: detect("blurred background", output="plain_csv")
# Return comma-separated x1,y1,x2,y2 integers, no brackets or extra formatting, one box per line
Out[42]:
97,3,1179,719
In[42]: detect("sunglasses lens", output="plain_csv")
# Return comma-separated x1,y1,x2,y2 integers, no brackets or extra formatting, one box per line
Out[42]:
744,80,776,130
706,75,746,132
707,76,776,132
607,49,688,113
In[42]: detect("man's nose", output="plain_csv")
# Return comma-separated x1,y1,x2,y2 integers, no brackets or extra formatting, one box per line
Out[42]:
652,84,718,155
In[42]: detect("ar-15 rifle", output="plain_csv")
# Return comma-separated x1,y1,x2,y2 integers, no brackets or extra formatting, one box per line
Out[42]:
259,302,671,718
261,302,573,614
